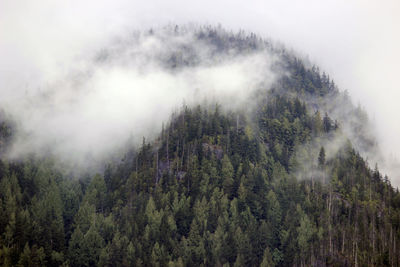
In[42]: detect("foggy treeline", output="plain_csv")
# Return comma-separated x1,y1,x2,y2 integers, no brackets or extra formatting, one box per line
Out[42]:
0,26,399,267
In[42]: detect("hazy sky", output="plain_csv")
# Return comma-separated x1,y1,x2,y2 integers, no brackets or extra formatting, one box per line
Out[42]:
1,0,399,180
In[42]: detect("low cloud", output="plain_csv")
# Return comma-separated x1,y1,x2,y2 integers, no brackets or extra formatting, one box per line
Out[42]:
1,28,275,168
1,0,399,184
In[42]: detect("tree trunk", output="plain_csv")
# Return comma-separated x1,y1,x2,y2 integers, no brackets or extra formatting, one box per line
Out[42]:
342,229,345,254
155,149,159,185
236,114,239,135
166,130,169,163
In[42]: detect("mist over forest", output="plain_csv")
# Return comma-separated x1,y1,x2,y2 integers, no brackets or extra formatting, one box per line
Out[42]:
2,0,399,184
1,1,400,266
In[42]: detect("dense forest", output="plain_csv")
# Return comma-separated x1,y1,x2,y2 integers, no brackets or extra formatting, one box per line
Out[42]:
1,26,400,266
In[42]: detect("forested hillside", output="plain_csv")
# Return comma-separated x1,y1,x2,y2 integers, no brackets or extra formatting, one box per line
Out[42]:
1,26,400,267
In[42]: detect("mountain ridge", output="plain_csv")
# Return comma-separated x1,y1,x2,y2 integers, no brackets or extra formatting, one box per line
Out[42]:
0,25,399,266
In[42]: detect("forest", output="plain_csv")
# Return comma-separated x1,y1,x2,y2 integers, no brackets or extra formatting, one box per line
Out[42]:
0,26,400,266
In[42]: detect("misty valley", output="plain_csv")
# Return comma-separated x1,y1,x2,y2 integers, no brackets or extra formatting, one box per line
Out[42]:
0,26,400,267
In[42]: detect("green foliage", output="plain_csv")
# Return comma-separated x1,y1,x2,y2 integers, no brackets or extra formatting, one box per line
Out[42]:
0,27,399,267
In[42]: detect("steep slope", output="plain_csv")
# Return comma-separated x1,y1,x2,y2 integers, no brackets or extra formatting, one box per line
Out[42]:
0,26,399,267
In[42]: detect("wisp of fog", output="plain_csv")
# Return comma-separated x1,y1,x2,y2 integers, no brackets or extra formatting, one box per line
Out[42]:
1,0,399,184
0,27,275,168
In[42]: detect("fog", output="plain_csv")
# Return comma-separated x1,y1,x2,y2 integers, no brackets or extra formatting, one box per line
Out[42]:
0,25,275,168
1,0,399,183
